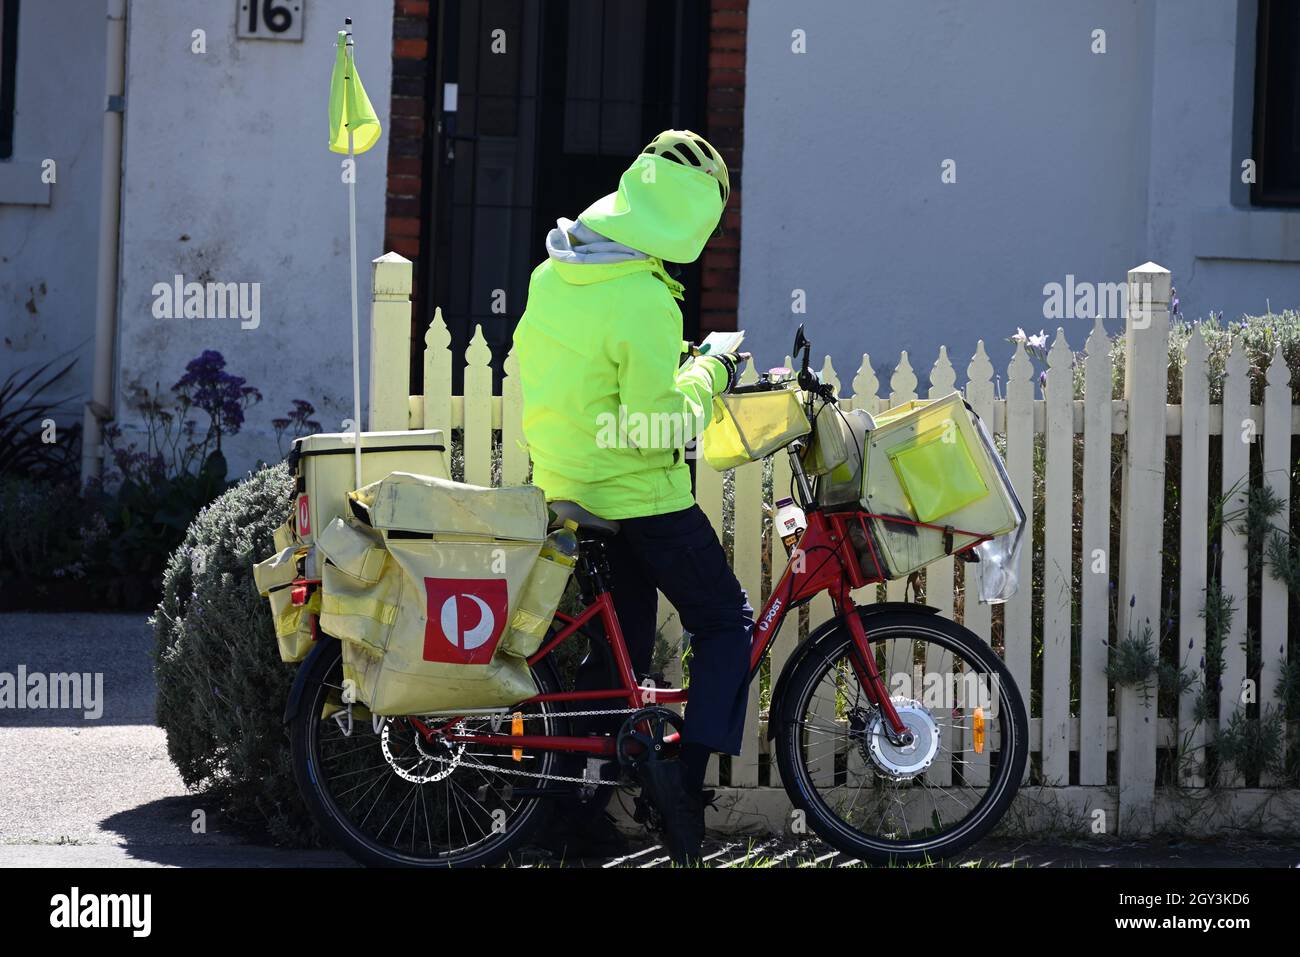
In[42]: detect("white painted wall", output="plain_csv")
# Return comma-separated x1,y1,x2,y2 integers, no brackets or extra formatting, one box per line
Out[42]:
740,0,1300,387
113,0,392,477
1145,0,1300,323
0,1,106,418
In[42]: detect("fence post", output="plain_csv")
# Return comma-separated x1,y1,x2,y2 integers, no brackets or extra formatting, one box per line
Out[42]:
1115,261,1170,834
368,252,413,431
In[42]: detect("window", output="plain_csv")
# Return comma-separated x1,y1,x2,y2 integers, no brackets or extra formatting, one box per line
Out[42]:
0,1,16,160
1252,0,1300,205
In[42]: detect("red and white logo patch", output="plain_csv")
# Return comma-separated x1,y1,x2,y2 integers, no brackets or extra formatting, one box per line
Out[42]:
422,577,508,664
296,494,311,536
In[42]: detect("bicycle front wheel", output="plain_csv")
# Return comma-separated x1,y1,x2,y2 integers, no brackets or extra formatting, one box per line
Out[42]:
773,609,1028,864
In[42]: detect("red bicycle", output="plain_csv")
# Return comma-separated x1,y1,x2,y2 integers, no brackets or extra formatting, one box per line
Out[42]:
288,331,1028,867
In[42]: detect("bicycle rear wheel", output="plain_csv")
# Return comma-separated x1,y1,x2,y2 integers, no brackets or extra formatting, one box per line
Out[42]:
290,636,570,867
773,609,1027,864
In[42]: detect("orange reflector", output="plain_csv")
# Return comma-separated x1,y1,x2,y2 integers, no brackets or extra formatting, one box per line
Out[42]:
511,712,524,762
973,707,985,754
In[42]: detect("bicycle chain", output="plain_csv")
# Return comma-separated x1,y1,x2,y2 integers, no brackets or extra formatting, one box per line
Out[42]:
357,705,664,788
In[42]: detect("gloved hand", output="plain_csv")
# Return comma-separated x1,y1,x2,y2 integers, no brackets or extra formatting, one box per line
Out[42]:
713,352,751,392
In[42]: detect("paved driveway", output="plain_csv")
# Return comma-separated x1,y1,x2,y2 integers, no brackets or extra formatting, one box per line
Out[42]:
0,611,349,867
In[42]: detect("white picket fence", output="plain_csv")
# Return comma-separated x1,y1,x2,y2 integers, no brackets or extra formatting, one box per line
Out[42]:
365,254,1300,835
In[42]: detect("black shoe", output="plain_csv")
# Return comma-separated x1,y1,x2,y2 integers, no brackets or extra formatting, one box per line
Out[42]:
637,758,705,866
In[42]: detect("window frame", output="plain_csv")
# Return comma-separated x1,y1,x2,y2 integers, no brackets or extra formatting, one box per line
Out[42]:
1251,0,1300,206
0,0,18,161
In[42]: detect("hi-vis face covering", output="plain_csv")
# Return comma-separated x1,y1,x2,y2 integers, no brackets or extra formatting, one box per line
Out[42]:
577,152,724,265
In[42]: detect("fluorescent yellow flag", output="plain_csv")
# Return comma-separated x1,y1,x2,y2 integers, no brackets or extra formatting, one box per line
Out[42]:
328,31,381,154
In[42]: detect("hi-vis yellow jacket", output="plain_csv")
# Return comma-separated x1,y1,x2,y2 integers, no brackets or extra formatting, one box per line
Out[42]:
514,149,730,520
513,256,727,520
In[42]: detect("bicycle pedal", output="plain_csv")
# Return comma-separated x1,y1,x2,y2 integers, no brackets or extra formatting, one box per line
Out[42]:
632,795,662,830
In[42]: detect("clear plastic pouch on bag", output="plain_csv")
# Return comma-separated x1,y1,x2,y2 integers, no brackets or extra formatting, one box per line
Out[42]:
976,525,1024,604
970,412,1026,603
801,401,850,477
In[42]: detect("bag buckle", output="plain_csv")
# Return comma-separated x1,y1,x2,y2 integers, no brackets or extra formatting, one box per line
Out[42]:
291,582,310,606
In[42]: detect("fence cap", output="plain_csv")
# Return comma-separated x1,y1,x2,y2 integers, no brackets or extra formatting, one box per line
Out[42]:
372,251,413,296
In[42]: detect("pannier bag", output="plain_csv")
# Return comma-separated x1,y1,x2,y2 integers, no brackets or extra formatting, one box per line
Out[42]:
253,532,320,662
503,549,575,657
287,429,448,545
319,471,573,715
702,388,811,470
800,400,851,477
856,392,1024,590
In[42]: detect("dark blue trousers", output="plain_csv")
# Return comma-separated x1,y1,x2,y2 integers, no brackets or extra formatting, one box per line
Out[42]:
576,504,754,755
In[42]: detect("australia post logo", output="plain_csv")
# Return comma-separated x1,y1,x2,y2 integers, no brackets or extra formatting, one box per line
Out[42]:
423,577,508,664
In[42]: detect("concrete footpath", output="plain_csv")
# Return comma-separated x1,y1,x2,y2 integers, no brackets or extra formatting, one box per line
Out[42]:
1,612,1297,869
0,611,350,867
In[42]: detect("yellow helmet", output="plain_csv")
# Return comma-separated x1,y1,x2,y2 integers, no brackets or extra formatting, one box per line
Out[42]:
641,129,730,205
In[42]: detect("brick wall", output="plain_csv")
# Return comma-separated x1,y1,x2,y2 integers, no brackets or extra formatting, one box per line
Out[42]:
382,1,747,343
386,0,432,362
700,0,748,334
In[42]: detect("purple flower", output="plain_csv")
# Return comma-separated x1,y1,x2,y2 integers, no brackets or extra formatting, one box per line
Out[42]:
171,350,262,445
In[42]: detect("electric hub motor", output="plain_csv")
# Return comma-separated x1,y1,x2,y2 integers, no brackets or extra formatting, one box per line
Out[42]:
866,698,941,780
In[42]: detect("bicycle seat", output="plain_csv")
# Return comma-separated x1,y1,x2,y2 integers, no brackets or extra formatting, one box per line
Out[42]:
550,500,621,536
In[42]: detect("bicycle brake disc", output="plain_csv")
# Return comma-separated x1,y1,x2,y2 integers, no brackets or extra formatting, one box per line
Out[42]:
866,698,941,780
381,719,466,783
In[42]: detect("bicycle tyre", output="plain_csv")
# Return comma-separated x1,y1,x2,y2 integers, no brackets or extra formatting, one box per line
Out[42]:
773,609,1028,864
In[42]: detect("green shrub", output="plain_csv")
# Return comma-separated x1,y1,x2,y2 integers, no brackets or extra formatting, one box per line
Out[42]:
1067,311,1300,402
0,477,106,602
0,356,82,482
151,462,314,845
1215,706,1287,782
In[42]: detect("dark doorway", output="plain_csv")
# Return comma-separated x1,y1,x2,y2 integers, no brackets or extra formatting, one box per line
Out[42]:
423,0,710,391
1253,0,1300,206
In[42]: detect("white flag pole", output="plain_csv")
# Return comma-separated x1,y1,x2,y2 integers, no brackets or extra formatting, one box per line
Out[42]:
345,31,362,491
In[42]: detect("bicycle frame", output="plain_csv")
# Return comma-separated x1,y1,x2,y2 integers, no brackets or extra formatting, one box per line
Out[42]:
430,450,992,759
